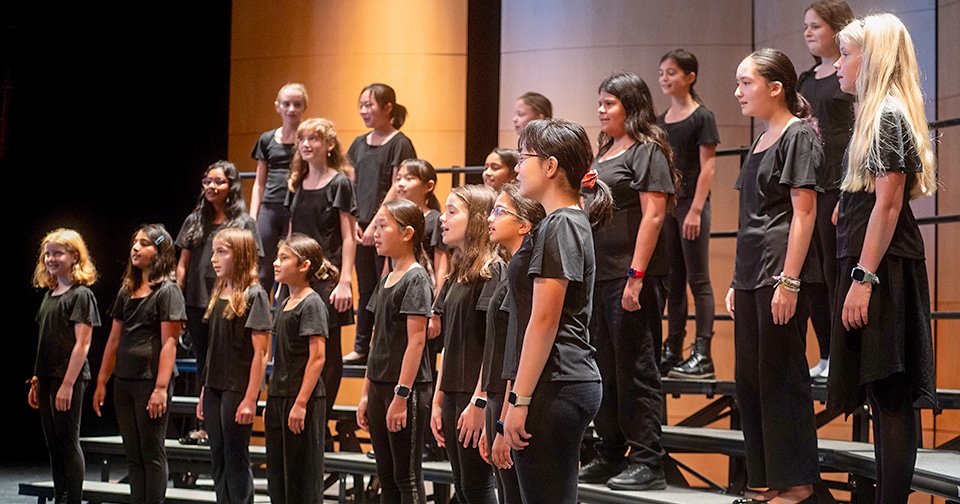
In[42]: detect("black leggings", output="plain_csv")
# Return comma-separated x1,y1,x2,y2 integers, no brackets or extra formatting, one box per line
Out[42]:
664,198,715,341
37,377,87,504
114,378,173,504
256,201,290,291
804,189,840,359
867,374,918,504
354,240,386,354
368,381,431,504
203,388,255,504
513,381,601,504
442,392,496,503
264,395,326,504
485,392,521,504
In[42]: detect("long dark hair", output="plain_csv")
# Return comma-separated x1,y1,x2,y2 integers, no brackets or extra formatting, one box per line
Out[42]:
362,83,408,130
381,198,432,275
518,118,613,228
399,158,441,211
121,223,177,293
660,49,702,103
180,160,249,248
279,232,339,287
749,48,820,138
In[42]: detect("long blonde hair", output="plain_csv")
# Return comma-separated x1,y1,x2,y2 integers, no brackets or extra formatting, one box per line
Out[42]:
288,118,349,192
32,228,98,289
204,228,260,320
837,13,936,199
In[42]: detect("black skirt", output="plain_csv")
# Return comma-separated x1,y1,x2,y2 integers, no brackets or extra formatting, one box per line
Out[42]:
827,255,938,416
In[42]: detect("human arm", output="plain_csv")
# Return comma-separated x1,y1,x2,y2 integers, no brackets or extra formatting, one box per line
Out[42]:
356,377,371,431
147,320,179,419
771,187,817,325
491,380,513,469
503,277,568,450
236,331,269,425
683,144,717,240
288,335,325,434
842,173,906,330
331,211,357,312
725,288,735,320
176,250,190,292
430,350,446,446
622,191,669,311
428,249,450,340
250,160,268,220
388,314,427,432
457,370,486,449
93,319,123,417
56,322,94,411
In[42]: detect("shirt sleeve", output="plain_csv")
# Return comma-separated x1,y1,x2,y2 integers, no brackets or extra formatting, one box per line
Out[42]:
876,109,923,176
156,282,188,322
251,130,270,161
70,287,102,327
332,175,359,217
108,289,127,320
297,294,328,338
696,107,721,146
475,261,504,311
245,286,274,331
242,215,265,257
390,135,417,169
529,213,585,283
399,270,433,316
174,214,199,250
778,122,822,189
628,143,675,194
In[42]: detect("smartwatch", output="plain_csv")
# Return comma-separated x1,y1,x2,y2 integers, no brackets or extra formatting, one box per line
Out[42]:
496,420,504,435
851,264,880,285
627,268,645,279
472,396,487,409
508,391,532,407
394,384,411,399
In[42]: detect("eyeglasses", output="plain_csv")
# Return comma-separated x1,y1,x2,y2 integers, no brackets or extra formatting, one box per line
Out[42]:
490,206,524,221
201,177,228,187
515,152,541,166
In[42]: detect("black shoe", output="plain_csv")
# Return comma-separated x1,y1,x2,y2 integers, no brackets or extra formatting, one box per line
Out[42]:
660,335,685,375
668,353,715,379
606,463,666,491
366,449,376,459
578,457,625,484
343,353,367,366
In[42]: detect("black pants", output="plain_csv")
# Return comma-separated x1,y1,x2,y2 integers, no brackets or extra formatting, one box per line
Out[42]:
368,381,430,504
867,374,918,504
734,287,819,488
114,378,173,504
513,381,601,504
591,276,666,467
37,377,86,504
185,305,209,390
203,388,255,504
804,188,840,359
256,201,290,291
264,395,325,504
353,239,386,354
442,392,496,503
485,392,520,504
323,324,343,420
664,198,715,341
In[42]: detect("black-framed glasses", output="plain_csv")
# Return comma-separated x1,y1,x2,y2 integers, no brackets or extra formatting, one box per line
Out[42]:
490,205,524,221
516,152,541,166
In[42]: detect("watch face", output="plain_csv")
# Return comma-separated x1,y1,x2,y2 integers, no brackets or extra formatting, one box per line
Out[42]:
395,385,411,398
852,268,865,282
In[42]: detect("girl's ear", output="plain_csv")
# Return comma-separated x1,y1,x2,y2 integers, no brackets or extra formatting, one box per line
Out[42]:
684,71,697,87
298,258,311,274
518,220,533,235
402,225,415,242
424,179,436,193
543,155,559,179
326,139,336,153
382,101,394,117
768,80,784,99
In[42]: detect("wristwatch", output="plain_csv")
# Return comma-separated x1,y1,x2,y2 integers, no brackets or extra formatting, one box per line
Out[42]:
394,384,411,399
851,264,880,285
472,396,487,409
508,391,532,407
627,268,645,279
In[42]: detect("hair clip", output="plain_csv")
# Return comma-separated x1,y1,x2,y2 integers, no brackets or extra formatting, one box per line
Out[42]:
859,17,865,27
154,235,165,246
581,168,598,189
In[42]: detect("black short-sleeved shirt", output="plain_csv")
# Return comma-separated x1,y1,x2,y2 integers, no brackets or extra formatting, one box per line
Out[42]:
34,284,101,379
503,208,601,383
435,262,504,393
424,209,452,260
347,132,417,224
268,291,328,397
798,68,855,191
365,267,434,384
288,172,358,267
204,284,273,392
592,141,675,279
251,129,296,204
732,121,823,289
658,105,721,199
108,281,187,380
837,109,925,260
481,276,510,393
175,215,263,308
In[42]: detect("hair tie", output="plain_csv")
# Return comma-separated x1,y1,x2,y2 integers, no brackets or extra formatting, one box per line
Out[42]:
154,235,165,246
581,168,598,189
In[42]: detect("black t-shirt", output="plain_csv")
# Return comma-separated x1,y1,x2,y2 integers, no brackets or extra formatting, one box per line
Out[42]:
503,208,601,383
592,141,675,279
798,68,855,191
436,261,504,393
204,284,273,392
251,129,296,204
175,214,263,308
34,284,101,379
481,276,510,393
501,235,532,382
268,291,328,397
732,121,823,289
365,266,434,384
424,209,452,260
658,105,721,199
347,132,417,224
288,172,358,267
837,109,925,260
108,281,187,380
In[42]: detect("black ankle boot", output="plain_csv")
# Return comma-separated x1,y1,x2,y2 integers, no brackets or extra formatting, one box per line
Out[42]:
668,336,715,379
660,333,685,376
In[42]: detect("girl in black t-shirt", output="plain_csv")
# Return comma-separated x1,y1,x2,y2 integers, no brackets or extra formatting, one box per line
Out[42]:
830,14,938,502
94,224,186,504
512,92,552,136
356,198,434,504
482,148,519,192
430,184,501,504
250,83,308,291
486,183,545,504
29,228,101,504
725,49,822,504
503,118,612,504
195,228,271,504
266,233,331,504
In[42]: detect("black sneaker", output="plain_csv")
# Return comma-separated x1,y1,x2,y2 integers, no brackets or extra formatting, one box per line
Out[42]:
578,457,625,484
606,463,666,490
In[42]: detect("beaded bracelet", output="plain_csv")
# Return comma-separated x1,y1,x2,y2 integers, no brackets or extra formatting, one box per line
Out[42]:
773,273,801,293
